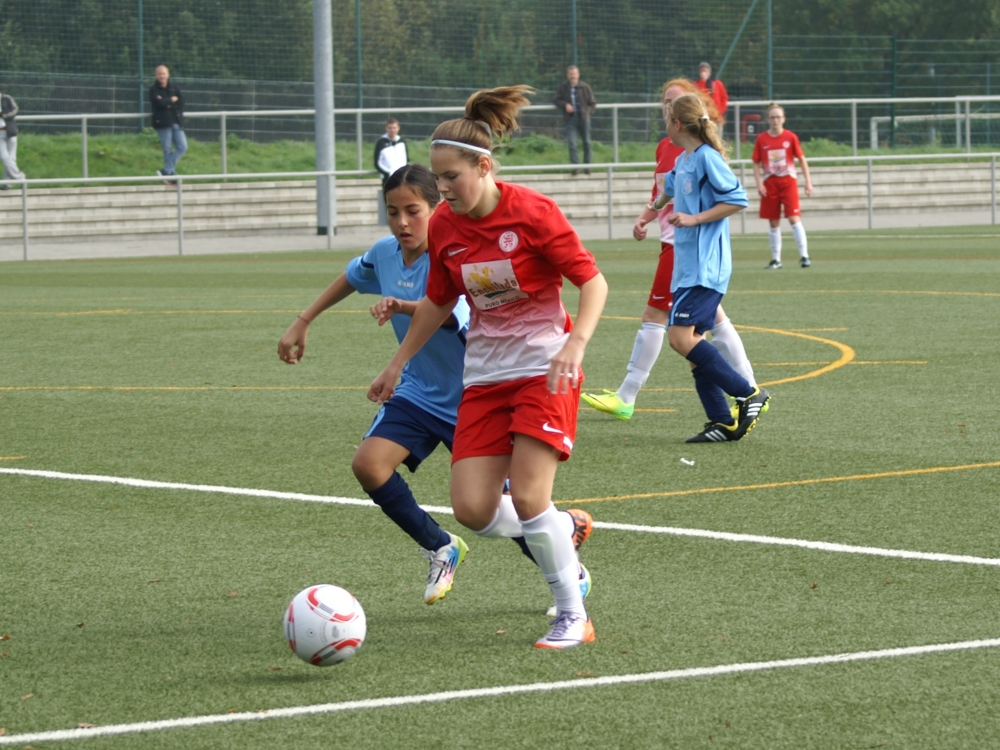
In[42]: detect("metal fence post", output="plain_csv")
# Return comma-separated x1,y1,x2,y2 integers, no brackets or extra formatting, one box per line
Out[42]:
612,106,619,164
21,181,28,261
328,171,337,240
177,178,184,256
851,100,858,156
327,173,334,249
739,162,747,234
606,167,614,240
356,111,363,171
956,101,962,147
81,117,89,179
220,113,228,175
867,157,873,230
734,102,741,162
965,100,972,154
992,154,996,225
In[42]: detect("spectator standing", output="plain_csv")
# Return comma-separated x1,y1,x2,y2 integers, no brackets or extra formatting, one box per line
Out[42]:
694,62,729,135
0,85,25,188
374,118,408,187
553,65,596,175
149,65,187,184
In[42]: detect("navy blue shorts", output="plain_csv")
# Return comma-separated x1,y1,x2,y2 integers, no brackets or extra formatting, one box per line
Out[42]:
669,286,723,334
364,397,455,473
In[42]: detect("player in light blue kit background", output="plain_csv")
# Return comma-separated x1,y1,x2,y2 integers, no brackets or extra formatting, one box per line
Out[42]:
654,93,771,443
278,164,475,605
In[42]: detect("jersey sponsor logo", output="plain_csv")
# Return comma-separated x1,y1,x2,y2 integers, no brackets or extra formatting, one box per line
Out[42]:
768,149,786,166
396,279,415,288
461,260,529,311
541,422,563,434
447,246,469,256
498,231,519,253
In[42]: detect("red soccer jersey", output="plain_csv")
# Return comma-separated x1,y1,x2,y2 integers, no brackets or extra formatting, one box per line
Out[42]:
651,137,685,244
752,129,805,181
425,181,600,387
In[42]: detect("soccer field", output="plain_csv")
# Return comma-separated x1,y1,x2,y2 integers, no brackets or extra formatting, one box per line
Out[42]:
2,226,1000,748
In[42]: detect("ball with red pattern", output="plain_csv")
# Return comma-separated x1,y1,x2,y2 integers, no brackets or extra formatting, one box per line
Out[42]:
284,584,367,666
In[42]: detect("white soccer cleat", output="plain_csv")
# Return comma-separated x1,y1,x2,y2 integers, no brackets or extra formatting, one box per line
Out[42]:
534,612,595,650
420,532,468,605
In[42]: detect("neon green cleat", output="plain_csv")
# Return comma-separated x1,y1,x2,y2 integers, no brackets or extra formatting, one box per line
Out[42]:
581,390,634,421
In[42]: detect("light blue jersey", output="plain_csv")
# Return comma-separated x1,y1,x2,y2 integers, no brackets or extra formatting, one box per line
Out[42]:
345,236,470,424
663,144,748,295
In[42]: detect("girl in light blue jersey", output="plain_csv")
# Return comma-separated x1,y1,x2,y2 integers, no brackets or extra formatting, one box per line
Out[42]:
657,93,771,443
278,165,482,605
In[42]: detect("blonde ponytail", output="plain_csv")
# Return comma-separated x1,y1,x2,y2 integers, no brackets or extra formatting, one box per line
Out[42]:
669,93,731,160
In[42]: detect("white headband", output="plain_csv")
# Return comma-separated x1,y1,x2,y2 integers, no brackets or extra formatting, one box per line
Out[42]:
431,139,492,156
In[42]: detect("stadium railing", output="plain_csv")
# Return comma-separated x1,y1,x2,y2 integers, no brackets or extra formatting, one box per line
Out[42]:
15,95,1000,179
3,152,997,262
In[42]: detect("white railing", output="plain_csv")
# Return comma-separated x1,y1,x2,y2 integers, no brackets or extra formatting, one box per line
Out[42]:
4,152,997,262
17,95,1000,178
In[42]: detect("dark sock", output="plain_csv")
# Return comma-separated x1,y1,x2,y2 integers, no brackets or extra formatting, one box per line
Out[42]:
693,368,735,425
367,472,450,550
685,339,754,398
512,536,537,565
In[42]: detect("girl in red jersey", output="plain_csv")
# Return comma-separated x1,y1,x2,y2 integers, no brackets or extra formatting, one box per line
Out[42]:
369,85,608,650
753,103,814,268
582,79,758,421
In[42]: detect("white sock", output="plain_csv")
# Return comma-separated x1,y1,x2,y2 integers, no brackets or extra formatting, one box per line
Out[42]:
474,494,524,538
792,222,808,259
710,316,756,387
617,321,665,404
769,227,782,262
521,505,584,617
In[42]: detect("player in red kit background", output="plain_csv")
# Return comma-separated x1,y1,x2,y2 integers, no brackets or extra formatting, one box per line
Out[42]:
753,103,814,268
369,85,608,650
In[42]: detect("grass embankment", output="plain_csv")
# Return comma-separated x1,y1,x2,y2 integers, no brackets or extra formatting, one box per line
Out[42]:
13,130,998,183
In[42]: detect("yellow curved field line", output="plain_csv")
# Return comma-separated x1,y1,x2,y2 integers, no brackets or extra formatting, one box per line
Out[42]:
558,460,1000,506
736,325,856,387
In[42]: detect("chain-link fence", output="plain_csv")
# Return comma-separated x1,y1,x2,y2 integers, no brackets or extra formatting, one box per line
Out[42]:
1,1,998,150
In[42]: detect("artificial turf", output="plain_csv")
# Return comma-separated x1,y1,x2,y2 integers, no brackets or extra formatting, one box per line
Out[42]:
1,226,999,748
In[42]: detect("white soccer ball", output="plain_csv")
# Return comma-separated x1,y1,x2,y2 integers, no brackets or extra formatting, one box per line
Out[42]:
283,584,367,666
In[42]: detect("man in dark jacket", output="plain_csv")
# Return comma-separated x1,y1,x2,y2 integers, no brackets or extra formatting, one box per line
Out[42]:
149,65,187,183
553,65,597,175
0,86,25,187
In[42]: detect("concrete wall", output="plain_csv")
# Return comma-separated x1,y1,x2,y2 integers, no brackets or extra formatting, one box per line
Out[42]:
0,162,996,245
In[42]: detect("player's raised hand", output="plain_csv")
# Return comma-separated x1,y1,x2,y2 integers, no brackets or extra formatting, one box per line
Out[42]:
370,296,404,326
277,317,309,364
368,364,401,405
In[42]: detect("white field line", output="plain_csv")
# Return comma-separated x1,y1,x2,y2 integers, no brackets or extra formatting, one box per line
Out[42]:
3,467,1000,567
2,637,999,746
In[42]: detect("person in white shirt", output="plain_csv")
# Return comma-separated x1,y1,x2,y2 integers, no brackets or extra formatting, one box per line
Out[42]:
374,118,408,186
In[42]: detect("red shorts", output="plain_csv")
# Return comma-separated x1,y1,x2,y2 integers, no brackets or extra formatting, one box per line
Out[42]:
452,375,582,463
759,175,801,220
647,243,674,311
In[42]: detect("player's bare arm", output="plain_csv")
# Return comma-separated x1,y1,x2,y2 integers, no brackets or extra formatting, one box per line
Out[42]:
753,162,768,197
548,272,608,394
278,273,357,364
368,296,457,403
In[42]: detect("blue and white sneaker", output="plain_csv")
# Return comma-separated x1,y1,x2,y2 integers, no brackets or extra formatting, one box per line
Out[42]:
420,532,468,605
546,563,591,618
